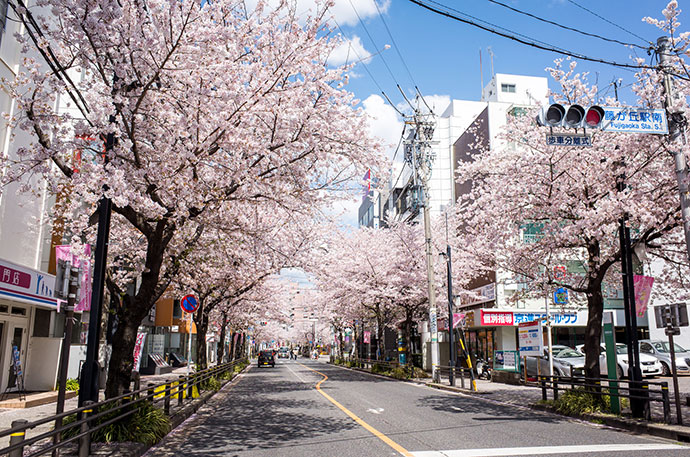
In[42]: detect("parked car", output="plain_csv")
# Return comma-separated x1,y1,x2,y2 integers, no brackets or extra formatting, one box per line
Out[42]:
639,340,690,375
258,350,275,368
277,347,290,359
577,343,663,378
524,345,585,377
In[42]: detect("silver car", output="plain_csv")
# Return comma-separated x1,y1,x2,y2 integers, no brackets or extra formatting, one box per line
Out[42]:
524,345,585,377
639,340,690,375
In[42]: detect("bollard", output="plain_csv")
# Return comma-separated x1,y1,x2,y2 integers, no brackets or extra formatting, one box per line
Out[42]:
661,382,671,424
569,366,575,390
540,377,547,401
132,373,141,400
78,401,94,457
459,368,465,389
553,377,559,401
178,375,185,405
188,373,194,398
147,382,155,403
164,382,171,415
8,419,28,457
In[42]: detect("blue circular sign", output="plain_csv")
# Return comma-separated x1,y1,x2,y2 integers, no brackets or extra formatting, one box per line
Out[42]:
181,294,198,313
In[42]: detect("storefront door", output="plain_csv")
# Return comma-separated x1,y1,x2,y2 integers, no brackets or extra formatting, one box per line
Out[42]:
5,324,27,390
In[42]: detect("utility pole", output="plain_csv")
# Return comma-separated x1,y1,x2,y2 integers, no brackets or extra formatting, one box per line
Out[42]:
657,36,690,263
53,262,80,456
404,106,440,382
442,210,456,385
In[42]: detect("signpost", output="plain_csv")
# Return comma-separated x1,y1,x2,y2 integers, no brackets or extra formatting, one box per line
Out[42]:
519,321,543,380
546,133,592,147
654,303,689,425
181,295,198,374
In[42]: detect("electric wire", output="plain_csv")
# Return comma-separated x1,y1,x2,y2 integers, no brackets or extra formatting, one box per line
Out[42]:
485,0,651,50
347,0,400,91
407,0,689,76
565,0,652,46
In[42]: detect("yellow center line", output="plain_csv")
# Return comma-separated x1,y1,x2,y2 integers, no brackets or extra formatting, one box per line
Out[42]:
298,362,412,457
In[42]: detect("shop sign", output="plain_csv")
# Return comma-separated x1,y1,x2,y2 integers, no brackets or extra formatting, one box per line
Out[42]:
481,310,585,327
468,283,496,306
494,350,519,372
481,310,514,326
518,321,543,357
0,258,56,308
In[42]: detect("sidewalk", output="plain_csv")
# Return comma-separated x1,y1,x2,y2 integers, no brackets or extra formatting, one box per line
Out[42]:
0,365,204,448
417,373,690,442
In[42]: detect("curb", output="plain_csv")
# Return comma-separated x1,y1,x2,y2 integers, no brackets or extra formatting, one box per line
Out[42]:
425,379,690,444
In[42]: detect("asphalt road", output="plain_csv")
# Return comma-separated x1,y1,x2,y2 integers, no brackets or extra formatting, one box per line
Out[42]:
145,359,690,457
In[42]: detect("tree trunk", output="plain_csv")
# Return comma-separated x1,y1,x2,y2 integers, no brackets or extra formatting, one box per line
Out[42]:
105,299,149,398
229,332,237,361
376,315,385,361
583,286,604,381
217,311,228,363
195,304,209,370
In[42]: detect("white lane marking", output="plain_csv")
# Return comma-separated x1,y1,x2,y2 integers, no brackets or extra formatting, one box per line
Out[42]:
366,408,384,414
410,443,687,457
285,363,313,384
450,406,462,411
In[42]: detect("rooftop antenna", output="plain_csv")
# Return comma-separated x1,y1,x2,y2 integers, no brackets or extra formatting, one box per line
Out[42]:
487,46,495,79
479,48,484,97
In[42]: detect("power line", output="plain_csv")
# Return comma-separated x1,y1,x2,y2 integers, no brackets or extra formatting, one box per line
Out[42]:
406,0,673,73
347,0,400,89
566,0,652,46
485,0,651,51
373,1,417,89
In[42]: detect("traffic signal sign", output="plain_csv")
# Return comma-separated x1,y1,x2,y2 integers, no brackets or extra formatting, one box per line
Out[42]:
537,103,605,129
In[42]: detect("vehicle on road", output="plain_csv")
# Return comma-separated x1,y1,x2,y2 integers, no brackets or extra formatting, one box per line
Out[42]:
577,343,663,378
639,340,690,375
258,350,275,368
524,345,585,377
278,347,290,359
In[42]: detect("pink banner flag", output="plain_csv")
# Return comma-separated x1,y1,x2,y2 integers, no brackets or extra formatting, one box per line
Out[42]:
55,245,92,312
132,332,147,372
453,313,465,329
363,331,371,344
633,275,654,318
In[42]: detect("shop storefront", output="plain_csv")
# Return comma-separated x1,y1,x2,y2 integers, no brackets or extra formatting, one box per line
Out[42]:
0,258,60,393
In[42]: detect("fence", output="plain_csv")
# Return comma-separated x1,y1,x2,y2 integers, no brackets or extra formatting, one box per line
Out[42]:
436,365,476,389
527,374,679,424
0,358,247,457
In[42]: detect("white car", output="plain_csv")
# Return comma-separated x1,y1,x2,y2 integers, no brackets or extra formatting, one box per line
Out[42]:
576,343,663,378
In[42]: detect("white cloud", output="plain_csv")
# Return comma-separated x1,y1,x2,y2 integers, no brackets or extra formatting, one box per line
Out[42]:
327,35,372,67
362,94,403,162
396,93,451,116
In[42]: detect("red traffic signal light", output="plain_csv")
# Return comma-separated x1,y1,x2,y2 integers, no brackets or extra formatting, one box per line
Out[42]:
537,104,605,129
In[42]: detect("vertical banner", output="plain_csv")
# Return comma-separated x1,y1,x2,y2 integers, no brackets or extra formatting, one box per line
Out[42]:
132,332,147,372
453,313,465,329
363,331,371,344
55,244,92,311
633,275,654,318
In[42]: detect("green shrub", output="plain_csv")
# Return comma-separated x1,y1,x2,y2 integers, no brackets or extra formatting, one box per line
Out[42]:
553,388,609,416
61,401,170,445
410,367,430,378
220,370,233,381
390,367,409,380
65,378,79,392
371,363,388,374
201,376,221,392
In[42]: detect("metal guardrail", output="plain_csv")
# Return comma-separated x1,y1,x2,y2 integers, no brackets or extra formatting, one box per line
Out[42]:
436,365,476,389
0,358,248,457
528,374,679,424
343,357,401,371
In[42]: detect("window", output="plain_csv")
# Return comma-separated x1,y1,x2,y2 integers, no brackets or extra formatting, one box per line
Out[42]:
11,306,26,316
172,299,182,319
33,308,52,337
501,83,516,93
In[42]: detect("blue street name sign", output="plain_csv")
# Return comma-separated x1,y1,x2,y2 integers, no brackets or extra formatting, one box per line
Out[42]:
600,107,668,134
546,133,592,146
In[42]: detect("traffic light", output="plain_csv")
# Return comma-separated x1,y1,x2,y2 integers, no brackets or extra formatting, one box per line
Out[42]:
537,103,605,129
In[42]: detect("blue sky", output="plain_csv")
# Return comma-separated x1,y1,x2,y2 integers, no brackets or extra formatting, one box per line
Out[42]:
312,0,681,226
337,1,673,107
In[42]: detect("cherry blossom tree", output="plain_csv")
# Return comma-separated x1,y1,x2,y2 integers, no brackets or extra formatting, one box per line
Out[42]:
1,0,383,396
452,3,690,379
